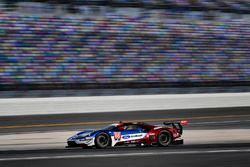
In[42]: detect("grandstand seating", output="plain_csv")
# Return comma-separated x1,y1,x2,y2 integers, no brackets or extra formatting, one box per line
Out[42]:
0,11,249,85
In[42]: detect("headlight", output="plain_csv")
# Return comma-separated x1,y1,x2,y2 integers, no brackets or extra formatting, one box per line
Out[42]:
80,139,92,143
85,137,93,140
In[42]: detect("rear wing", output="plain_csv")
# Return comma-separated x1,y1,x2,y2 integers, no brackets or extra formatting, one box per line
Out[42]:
163,120,188,135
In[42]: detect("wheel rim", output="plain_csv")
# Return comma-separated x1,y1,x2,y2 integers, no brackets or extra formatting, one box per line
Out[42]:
159,133,169,145
98,135,108,146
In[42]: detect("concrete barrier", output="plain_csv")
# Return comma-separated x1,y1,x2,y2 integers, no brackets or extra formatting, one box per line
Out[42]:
0,93,250,116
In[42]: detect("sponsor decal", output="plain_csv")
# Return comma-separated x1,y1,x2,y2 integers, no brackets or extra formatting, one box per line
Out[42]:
154,127,162,130
114,132,121,140
130,134,143,138
122,135,130,139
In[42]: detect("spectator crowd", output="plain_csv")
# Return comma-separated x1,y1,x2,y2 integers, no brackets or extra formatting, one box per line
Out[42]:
0,11,249,85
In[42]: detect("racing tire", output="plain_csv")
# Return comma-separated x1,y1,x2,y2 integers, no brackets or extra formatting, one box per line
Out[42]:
95,133,111,149
157,130,172,147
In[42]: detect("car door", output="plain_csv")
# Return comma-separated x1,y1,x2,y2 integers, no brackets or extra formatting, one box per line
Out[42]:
120,125,146,143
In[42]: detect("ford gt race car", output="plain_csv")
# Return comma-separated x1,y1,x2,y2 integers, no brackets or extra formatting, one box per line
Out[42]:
67,121,188,148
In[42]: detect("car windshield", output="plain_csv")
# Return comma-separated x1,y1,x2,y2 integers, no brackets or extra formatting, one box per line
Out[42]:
102,125,116,130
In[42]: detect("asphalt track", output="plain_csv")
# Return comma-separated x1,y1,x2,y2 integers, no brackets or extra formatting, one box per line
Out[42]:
1,107,250,133
0,107,250,167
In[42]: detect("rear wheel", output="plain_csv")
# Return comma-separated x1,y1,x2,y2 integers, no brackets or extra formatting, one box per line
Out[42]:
95,133,110,148
157,130,172,147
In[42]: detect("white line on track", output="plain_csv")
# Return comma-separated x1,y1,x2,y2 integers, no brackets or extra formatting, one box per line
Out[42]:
1,149,250,161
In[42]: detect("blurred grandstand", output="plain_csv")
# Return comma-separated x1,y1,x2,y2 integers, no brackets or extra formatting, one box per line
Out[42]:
0,0,249,91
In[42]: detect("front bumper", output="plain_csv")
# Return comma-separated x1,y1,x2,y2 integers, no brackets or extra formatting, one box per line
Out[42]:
67,137,95,148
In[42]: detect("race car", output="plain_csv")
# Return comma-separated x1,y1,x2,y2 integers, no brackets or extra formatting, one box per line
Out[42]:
67,120,188,148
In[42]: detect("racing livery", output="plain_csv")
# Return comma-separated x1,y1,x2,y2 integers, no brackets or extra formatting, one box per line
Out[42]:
67,121,188,148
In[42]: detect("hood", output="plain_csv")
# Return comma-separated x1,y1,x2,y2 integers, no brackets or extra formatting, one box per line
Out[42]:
69,130,95,140
68,129,108,141
76,130,94,136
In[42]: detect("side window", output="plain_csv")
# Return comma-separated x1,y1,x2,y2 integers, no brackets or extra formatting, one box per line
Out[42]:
124,125,137,130
136,125,148,133
124,125,148,132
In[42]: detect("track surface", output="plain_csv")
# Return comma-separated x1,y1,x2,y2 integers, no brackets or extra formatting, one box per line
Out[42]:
0,107,250,134
1,144,250,167
0,107,250,167
2,152,249,167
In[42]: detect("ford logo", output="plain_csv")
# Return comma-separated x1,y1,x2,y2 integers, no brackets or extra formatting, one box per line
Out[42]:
122,135,130,139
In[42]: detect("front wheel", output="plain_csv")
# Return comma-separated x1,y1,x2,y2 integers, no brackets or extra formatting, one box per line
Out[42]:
157,130,172,147
95,133,111,148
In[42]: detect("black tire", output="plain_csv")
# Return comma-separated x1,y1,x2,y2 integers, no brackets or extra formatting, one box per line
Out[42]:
95,133,111,148
157,130,172,147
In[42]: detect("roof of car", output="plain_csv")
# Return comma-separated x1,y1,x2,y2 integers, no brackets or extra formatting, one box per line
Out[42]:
120,121,143,124
115,122,151,127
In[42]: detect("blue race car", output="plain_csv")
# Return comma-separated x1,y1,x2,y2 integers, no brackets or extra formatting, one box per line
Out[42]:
67,121,187,148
